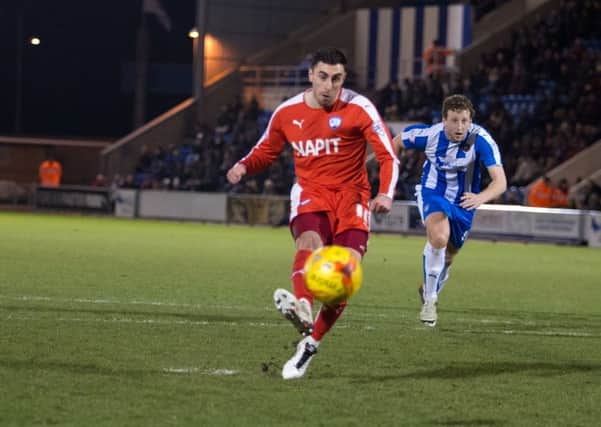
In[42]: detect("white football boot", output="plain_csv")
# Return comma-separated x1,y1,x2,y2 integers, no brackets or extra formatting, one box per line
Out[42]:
282,336,318,380
420,299,438,327
273,288,313,336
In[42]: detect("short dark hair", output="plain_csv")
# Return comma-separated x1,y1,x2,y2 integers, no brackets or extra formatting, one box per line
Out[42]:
442,94,475,119
311,47,347,70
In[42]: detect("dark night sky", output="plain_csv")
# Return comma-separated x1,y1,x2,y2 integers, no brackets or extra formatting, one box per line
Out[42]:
0,0,197,138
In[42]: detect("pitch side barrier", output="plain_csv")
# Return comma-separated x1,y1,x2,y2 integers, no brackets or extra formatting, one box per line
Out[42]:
34,185,113,213
111,190,601,248
371,201,601,247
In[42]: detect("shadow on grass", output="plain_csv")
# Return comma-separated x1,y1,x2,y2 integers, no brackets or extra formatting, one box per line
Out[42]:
0,358,150,377
350,362,601,383
1,304,267,324
355,303,601,322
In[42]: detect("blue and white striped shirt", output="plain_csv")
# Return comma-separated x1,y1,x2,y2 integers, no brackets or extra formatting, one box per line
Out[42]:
402,122,502,204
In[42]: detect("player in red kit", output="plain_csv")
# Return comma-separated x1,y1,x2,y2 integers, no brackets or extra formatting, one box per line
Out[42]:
226,47,399,379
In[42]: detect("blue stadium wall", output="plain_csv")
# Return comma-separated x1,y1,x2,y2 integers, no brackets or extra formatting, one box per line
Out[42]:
354,4,473,89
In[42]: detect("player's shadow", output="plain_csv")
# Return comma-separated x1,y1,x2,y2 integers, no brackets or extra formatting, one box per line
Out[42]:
350,361,601,383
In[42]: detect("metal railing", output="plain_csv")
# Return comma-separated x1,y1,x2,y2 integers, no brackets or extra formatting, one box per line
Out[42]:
239,65,310,88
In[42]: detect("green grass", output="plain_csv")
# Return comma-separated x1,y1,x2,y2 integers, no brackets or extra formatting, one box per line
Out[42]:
1,211,600,426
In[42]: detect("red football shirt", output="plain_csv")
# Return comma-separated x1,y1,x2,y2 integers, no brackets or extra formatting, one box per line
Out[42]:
239,88,399,198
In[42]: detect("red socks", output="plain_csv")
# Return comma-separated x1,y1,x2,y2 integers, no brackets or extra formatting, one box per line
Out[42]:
312,302,347,341
292,249,313,305
291,248,347,341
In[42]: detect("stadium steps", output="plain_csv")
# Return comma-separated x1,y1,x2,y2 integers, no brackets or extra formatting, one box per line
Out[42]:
459,0,559,75
528,138,601,192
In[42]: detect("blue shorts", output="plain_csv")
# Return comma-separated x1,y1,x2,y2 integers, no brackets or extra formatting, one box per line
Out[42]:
416,187,474,249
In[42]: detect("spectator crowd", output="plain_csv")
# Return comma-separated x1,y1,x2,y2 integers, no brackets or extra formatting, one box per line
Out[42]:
114,0,600,211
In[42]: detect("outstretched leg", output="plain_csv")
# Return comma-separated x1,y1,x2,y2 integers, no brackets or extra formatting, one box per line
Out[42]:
275,214,330,336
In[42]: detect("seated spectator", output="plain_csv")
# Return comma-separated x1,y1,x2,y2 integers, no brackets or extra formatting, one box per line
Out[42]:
91,173,107,187
511,153,541,186
574,179,601,211
497,186,525,205
551,178,570,208
585,191,601,211
377,80,403,120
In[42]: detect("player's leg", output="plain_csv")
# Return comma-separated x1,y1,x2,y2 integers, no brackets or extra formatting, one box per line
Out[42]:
419,212,449,326
436,243,458,295
282,190,367,380
310,229,367,339
416,190,452,326
281,214,334,380
275,183,335,338
423,212,450,302
275,212,333,336
419,235,454,303
283,228,366,380
292,213,334,302
436,205,473,296
310,190,370,341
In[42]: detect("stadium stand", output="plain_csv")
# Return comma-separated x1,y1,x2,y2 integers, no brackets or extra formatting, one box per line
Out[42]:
113,0,599,212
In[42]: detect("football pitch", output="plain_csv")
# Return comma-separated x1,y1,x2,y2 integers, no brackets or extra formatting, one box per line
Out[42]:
1,211,600,426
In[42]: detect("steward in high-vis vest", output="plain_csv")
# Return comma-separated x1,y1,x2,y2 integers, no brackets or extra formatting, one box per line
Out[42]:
39,159,63,187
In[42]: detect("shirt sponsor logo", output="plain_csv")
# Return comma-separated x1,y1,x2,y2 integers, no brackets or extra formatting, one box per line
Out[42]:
290,138,341,157
328,116,342,129
435,155,471,171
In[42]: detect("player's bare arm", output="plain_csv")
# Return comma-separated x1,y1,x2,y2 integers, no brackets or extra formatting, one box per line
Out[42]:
392,133,405,155
460,165,507,210
226,163,247,184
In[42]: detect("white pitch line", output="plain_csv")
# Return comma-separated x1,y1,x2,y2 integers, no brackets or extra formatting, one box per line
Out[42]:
162,368,238,375
458,328,599,337
2,314,358,330
5,314,598,338
3,314,210,326
2,294,599,333
3,311,599,338
2,314,291,329
499,329,597,337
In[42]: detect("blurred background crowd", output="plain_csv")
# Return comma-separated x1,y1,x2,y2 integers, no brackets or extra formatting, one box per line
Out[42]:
110,0,600,211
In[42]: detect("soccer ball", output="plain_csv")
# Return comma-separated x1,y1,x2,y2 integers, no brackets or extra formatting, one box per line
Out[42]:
304,245,363,305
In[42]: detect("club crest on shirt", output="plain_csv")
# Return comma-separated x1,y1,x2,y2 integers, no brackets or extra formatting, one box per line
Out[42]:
328,116,342,129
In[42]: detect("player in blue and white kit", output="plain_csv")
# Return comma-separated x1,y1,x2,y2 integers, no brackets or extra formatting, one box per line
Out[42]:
392,95,507,327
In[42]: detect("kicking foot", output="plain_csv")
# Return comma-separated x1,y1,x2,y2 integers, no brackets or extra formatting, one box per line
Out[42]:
282,336,318,379
273,288,313,336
